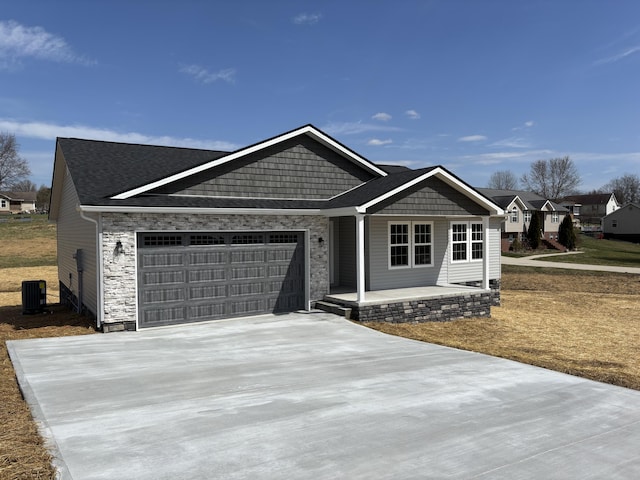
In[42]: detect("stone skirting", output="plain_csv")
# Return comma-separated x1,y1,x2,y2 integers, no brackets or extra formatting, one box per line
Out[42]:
332,291,493,323
453,279,501,306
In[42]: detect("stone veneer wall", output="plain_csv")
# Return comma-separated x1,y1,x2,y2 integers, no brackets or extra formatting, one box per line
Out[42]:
100,213,329,332
349,291,492,323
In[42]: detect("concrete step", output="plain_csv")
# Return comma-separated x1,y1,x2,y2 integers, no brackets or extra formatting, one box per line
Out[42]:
313,300,352,320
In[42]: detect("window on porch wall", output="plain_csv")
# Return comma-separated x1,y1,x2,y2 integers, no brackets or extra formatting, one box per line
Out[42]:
451,221,484,263
389,222,433,268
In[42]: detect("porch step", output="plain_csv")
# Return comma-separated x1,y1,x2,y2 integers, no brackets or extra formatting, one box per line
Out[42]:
313,301,352,320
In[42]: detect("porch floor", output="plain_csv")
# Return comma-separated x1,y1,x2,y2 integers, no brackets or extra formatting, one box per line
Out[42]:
325,284,488,307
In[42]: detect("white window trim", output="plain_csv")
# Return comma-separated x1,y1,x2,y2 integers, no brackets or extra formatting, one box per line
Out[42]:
552,211,559,223
510,207,519,223
450,220,484,263
523,210,532,223
388,221,434,269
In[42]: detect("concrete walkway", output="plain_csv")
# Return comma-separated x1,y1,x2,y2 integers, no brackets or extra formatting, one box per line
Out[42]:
8,312,640,479
501,251,640,274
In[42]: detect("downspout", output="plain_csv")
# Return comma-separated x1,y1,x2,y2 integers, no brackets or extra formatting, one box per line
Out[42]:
78,208,104,329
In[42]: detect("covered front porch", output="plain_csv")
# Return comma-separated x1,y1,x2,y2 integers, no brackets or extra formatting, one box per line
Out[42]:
319,284,495,323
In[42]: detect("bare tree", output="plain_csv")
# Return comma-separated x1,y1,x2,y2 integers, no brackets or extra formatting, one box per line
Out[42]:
0,132,31,190
602,173,640,205
487,170,519,190
10,179,37,191
520,156,580,200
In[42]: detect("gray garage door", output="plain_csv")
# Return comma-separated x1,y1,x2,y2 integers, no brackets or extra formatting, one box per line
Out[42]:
137,231,305,328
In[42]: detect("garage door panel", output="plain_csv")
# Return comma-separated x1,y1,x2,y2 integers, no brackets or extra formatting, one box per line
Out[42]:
189,251,227,266
140,252,185,268
138,231,305,328
188,268,227,283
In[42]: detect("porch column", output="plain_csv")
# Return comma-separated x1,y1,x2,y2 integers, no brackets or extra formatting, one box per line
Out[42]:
482,216,490,290
356,214,366,303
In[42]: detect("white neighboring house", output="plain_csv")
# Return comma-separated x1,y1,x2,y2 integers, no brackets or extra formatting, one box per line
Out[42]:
0,191,37,214
602,203,640,243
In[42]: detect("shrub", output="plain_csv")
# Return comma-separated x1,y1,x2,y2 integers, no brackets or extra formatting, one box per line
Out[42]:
558,215,576,250
527,212,542,250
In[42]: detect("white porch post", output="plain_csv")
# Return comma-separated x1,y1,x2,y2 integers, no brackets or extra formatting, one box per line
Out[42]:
356,214,366,303
482,216,490,290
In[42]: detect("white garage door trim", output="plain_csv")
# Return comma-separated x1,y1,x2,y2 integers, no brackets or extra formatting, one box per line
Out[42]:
135,229,310,329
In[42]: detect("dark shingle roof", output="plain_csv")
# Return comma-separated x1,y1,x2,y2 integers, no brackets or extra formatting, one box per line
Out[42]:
564,193,614,205
477,188,567,212
57,138,228,205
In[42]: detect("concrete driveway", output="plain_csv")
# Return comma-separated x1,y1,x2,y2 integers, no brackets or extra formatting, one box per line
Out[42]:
8,312,640,480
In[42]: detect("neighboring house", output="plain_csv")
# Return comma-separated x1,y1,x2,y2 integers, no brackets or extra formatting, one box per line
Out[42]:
562,193,620,228
49,125,504,332
0,191,37,214
478,188,568,251
602,203,640,243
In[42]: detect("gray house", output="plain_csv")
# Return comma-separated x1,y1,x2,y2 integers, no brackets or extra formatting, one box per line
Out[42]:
602,203,640,243
49,125,504,332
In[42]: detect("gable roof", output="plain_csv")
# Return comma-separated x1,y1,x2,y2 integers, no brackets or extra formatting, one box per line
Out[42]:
0,191,37,202
603,202,640,219
111,125,388,200
478,188,567,213
564,193,617,205
52,125,503,217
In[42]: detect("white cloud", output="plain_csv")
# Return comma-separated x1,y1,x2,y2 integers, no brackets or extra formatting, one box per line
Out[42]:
367,138,392,146
0,119,239,150
525,121,534,127
293,13,323,25
372,112,392,122
512,120,535,131
594,46,640,65
458,134,487,142
180,65,236,84
0,20,93,69
322,121,402,136
489,137,531,148
405,110,421,120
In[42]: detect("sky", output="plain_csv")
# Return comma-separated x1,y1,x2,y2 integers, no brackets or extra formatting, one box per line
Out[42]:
1,0,639,193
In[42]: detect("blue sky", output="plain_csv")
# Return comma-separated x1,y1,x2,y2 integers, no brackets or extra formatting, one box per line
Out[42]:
1,0,639,192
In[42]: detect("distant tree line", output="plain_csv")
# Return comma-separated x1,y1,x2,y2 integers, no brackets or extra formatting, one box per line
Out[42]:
487,155,639,205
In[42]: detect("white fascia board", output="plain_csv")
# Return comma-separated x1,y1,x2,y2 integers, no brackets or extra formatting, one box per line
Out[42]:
359,167,504,216
506,196,527,211
111,125,387,200
78,205,324,216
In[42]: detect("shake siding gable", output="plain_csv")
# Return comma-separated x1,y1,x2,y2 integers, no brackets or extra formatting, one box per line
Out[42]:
57,167,98,316
368,177,489,216
152,136,376,200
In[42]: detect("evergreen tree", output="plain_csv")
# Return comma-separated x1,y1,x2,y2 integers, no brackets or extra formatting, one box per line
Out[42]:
527,211,542,250
558,214,576,250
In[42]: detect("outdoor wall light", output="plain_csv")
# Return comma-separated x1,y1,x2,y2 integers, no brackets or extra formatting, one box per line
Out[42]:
318,237,324,244
114,240,125,256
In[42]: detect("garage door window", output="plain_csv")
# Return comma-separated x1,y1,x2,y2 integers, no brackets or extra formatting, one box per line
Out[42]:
143,235,183,246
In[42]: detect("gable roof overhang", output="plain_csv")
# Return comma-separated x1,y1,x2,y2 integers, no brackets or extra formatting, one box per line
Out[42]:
110,125,388,200
504,196,528,212
323,166,504,217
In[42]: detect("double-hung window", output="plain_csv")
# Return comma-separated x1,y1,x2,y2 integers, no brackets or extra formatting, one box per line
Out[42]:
389,222,433,268
552,211,559,223
523,211,532,223
450,221,484,263
510,207,519,223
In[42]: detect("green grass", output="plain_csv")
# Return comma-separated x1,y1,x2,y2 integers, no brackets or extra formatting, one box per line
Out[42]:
0,214,57,268
539,234,640,267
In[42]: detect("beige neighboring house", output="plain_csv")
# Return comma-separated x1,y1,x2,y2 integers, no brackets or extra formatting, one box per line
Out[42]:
562,193,620,228
478,188,568,251
0,191,37,214
602,203,640,243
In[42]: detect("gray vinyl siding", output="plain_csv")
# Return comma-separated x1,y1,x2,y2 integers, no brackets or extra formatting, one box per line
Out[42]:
603,204,640,234
368,217,449,290
155,136,376,200
447,217,501,284
56,167,98,315
368,177,490,216
337,216,356,287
